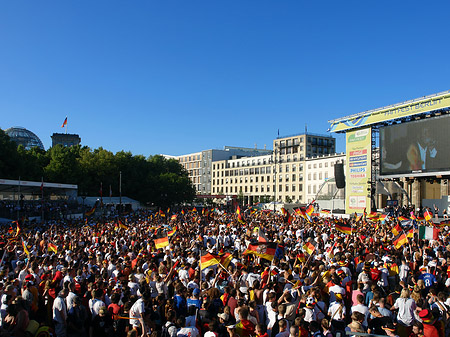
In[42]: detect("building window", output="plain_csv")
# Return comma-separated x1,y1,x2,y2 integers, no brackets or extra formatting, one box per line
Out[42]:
292,184,296,192
285,185,289,192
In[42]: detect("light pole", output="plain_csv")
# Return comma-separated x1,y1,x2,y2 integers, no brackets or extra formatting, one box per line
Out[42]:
272,144,279,213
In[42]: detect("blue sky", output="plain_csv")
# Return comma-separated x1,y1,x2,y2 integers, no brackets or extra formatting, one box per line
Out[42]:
1,1,449,156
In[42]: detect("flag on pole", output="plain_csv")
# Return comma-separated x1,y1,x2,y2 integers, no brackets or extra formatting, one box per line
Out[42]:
168,226,177,237
154,236,169,249
418,226,439,240
406,227,414,238
14,221,21,237
48,242,58,254
61,117,67,128
118,220,128,230
85,206,96,217
22,239,30,256
200,253,220,270
243,242,277,261
424,209,432,222
393,233,408,249
236,206,246,225
306,202,315,216
392,223,402,236
335,222,352,235
303,241,316,255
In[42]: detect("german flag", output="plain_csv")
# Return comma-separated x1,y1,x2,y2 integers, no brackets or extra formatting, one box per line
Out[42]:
424,209,432,222
85,206,96,217
159,210,165,217
321,209,331,214
181,209,185,216
296,252,305,263
14,221,21,237
118,220,128,230
22,239,29,256
48,242,58,254
303,241,316,255
398,216,409,221
379,214,389,222
219,252,233,269
392,223,402,236
154,236,169,249
440,219,450,227
335,222,352,235
170,214,177,221
406,227,414,238
192,207,197,213
306,202,315,216
168,226,177,237
393,233,408,249
236,206,246,225
243,242,277,261
200,253,220,270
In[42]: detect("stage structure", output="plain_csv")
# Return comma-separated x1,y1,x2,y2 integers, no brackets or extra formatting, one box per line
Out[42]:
328,90,450,214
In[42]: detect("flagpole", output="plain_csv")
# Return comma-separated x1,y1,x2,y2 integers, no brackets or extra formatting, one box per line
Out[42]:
41,177,44,223
17,176,21,220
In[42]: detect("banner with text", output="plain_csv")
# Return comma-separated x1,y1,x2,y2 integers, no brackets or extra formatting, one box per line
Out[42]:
346,127,372,214
330,93,450,132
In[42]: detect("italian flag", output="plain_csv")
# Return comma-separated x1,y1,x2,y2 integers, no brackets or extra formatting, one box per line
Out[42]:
418,226,439,240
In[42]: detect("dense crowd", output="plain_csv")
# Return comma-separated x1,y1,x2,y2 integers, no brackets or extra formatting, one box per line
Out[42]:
0,205,449,337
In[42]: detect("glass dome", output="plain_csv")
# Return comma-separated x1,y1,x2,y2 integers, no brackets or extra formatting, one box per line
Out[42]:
4,127,45,150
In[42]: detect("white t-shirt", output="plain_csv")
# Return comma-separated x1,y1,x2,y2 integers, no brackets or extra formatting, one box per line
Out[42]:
178,327,200,337
130,298,145,328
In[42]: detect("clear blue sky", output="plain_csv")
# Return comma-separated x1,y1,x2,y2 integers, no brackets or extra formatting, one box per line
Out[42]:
1,1,449,156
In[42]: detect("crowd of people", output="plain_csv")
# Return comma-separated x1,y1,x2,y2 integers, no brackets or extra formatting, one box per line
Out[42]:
0,205,449,337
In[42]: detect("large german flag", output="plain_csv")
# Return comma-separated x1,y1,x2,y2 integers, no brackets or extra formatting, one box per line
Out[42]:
393,233,408,249
200,253,220,270
335,222,352,235
154,236,169,249
244,242,277,261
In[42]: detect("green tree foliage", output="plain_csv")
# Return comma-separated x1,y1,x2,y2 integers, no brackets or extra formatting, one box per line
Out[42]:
0,132,195,206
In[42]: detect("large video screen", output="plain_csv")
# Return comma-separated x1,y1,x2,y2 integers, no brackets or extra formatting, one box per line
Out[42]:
380,114,450,176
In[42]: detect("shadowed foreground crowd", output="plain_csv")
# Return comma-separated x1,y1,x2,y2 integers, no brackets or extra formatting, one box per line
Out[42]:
0,207,450,337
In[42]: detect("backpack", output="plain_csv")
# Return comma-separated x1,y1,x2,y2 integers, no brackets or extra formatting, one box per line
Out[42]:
162,322,176,337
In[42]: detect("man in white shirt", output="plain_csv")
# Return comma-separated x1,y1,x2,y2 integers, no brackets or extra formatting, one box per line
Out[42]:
53,289,68,337
351,294,369,328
